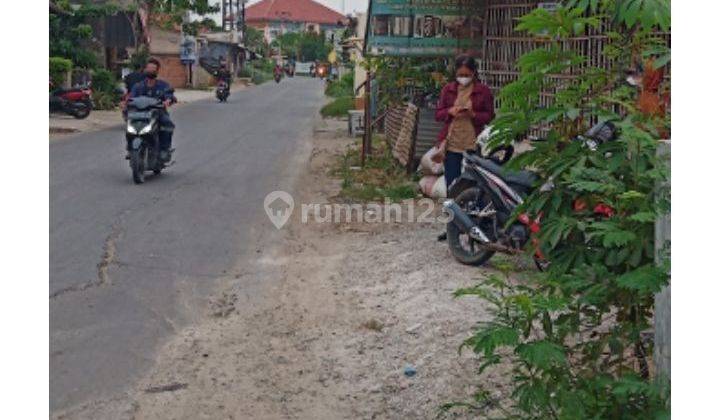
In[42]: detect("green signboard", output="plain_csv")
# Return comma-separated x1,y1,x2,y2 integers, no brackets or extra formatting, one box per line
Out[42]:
366,0,485,57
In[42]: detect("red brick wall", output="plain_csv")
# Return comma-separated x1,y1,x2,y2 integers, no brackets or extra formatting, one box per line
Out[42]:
154,54,187,88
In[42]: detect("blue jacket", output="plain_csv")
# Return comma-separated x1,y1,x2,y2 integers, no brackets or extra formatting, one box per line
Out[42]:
129,78,176,103
129,78,176,130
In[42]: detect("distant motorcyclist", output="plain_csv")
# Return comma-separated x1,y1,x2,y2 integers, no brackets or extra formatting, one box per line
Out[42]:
214,63,232,91
128,58,177,162
273,64,283,83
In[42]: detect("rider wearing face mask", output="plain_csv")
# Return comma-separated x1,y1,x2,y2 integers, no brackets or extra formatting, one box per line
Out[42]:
433,55,495,189
128,58,177,162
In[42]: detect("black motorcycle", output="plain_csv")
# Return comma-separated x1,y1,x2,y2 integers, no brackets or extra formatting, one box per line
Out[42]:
216,80,230,102
125,93,174,184
442,122,618,266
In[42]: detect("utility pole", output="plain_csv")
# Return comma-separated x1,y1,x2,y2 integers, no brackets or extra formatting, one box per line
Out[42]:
362,71,372,165
239,0,247,72
241,0,246,45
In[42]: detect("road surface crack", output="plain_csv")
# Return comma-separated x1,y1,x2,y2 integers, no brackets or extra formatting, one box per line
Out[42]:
50,224,122,299
97,223,121,285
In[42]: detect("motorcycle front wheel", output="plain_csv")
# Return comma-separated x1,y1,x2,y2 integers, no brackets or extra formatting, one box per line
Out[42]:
130,147,146,184
72,103,91,119
447,186,497,266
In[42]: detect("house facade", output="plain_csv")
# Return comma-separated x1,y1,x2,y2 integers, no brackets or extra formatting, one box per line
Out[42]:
245,0,346,44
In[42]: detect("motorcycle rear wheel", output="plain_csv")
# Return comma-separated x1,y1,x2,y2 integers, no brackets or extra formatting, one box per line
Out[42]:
130,147,146,184
447,186,497,266
72,104,91,119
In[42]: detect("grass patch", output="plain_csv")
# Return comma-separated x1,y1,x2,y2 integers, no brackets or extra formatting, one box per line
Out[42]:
325,73,354,98
334,136,418,203
320,96,354,118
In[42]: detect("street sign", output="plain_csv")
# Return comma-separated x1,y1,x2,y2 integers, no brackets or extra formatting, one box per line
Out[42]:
366,0,485,57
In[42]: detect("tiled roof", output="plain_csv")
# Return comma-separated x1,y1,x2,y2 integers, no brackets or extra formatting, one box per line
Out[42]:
245,0,346,25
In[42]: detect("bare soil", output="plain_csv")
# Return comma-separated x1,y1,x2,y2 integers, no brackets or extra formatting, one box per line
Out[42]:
56,119,509,419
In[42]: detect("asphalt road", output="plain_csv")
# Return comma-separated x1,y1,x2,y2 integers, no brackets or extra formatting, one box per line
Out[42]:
50,77,324,413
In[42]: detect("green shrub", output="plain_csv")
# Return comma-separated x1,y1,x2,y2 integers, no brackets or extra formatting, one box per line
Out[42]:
448,3,671,418
50,57,73,87
91,69,116,94
334,135,416,203
251,58,275,74
245,59,276,85
129,48,150,71
91,69,120,109
92,91,118,110
73,50,99,69
251,71,271,85
325,72,354,98
320,96,354,118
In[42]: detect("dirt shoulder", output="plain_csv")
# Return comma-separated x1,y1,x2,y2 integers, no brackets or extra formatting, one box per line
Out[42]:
55,119,504,419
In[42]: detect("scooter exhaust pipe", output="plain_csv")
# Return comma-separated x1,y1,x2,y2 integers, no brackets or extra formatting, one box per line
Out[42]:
442,200,491,243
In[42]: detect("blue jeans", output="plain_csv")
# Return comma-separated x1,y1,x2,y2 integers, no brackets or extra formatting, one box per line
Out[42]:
158,112,174,151
444,151,463,189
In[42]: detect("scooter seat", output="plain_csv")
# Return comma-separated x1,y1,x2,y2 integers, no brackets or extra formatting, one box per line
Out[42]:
471,156,537,188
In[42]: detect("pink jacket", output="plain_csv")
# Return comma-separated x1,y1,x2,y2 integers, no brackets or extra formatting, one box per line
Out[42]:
434,81,495,146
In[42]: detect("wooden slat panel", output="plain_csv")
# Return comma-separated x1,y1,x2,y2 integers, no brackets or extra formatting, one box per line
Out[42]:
479,0,670,137
392,103,418,167
385,104,408,147
414,108,443,162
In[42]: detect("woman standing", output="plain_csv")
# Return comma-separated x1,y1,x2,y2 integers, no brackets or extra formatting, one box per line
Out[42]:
433,55,495,189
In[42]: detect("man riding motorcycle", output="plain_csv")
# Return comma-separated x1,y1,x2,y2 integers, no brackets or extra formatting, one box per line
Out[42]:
214,63,232,91
121,64,145,120
128,58,177,162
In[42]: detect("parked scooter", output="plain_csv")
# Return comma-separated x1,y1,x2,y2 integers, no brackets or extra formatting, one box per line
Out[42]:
124,92,174,184
50,83,93,119
216,80,230,102
442,121,618,267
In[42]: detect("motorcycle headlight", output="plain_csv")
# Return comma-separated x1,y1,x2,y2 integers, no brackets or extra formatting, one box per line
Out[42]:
126,122,137,134
139,123,153,135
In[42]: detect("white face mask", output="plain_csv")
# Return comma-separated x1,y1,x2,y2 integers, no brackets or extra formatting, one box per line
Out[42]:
456,77,472,86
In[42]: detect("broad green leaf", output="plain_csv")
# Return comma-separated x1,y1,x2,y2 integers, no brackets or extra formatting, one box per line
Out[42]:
628,212,655,223
615,264,668,293
516,340,567,370
623,0,642,27
464,325,520,356
602,230,637,247
618,190,646,200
